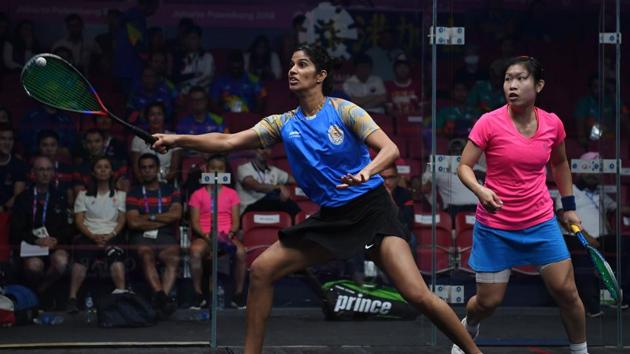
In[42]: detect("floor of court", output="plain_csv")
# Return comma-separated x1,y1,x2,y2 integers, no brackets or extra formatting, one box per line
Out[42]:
1,307,628,353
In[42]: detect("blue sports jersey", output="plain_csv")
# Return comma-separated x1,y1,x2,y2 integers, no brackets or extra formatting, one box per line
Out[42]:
253,97,383,207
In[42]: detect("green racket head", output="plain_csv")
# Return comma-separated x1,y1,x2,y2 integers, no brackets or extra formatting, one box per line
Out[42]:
588,246,622,304
20,53,105,115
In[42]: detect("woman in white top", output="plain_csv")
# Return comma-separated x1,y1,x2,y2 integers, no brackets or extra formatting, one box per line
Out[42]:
67,157,126,313
130,102,182,184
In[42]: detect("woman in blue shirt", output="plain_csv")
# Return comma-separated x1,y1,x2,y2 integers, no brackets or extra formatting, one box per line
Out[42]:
153,45,481,354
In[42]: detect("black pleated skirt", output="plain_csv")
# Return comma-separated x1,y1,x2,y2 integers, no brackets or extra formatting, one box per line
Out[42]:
279,184,409,260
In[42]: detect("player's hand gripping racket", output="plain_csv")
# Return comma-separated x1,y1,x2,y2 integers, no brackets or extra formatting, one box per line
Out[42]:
20,53,156,145
570,224,622,305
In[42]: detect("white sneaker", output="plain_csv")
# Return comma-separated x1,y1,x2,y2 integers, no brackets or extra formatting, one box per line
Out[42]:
451,317,479,354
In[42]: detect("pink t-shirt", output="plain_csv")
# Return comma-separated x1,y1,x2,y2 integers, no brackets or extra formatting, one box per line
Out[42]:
188,186,240,239
468,105,566,230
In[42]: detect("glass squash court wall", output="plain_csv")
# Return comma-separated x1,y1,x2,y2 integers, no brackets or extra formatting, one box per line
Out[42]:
426,0,627,348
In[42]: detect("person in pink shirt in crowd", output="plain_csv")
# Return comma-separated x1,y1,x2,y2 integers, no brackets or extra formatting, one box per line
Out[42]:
188,154,247,310
454,56,587,354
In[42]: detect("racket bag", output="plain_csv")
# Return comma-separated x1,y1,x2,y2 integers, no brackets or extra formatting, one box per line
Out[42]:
97,292,157,328
321,280,418,320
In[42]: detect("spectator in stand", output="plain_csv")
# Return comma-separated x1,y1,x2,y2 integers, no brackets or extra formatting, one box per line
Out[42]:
236,147,300,217
147,27,173,78
148,50,177,96
436,82,480,139
422,139,480,221
2,20,40,72
94,115,128,162
34,130,74,206
66,156,127,313
113,0,158,92
211,49,265,113
176,86,226,137
454,45,488,90
126,153,181,318
0,124,26,212
52,14,101,75
343,54,387,114
466,59,505,113
382,165,414,232
366,28,404,82
94,9,123,72
131,102,182,184
385,54,421,116
167,17,195,59
574,75,615,147
0,106,11,125
555,151,630,315
19,104,77,160
188,154,247,309
245,35,282,82
128,67,175,121
73,129,128,193
173,25,214,96
11,156,72,296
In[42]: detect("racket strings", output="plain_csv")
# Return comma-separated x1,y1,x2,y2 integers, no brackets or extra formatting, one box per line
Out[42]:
22,56,102,113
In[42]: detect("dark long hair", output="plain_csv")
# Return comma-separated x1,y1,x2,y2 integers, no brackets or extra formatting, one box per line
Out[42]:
503,56,544,84
86,156,115,197
294,44,333,96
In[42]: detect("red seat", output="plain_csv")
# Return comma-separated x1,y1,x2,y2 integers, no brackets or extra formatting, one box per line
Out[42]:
391,136,408,159
294,210,314,224
223,112,261,133
271,143,286,159
408,139,425,160
272,158,292,175
411,210,454,274
296,200,319,216
242,211,292,267
413,210,453,249
370,113,394,136
395,116,424,138
454,212,476,273
395,158,422,179
415,248,453,276
454,212,475,251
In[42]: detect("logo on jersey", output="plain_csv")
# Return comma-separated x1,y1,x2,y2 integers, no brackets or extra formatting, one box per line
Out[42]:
289,130,301,138
328,124,344,145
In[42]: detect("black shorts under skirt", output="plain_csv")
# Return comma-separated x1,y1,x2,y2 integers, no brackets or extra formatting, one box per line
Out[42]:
279,184,409,260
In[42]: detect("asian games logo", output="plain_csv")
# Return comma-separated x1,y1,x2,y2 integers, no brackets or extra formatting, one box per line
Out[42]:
328,124,344,145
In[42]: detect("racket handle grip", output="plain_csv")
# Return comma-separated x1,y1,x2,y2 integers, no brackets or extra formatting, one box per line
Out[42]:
130,125,157,145
569,224,581,234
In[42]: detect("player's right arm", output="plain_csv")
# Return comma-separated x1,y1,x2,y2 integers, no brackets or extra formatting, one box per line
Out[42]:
152,129,261,154
458,141,503,213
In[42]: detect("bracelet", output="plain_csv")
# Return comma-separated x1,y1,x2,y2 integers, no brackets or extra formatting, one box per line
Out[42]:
561,196,576,211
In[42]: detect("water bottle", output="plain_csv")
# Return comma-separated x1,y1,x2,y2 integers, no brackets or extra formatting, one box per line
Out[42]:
34,312,64,325
85,294,96,324
217,284,225,309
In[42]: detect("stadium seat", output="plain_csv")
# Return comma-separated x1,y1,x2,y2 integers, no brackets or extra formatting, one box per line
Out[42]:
394,116,423,138
370,113,394,136
412,210,454,274
454,212,475,273
242,211,292,267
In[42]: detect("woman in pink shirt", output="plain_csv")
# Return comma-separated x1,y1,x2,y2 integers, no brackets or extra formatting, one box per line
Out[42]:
188,154,247,309
454,57,587,354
